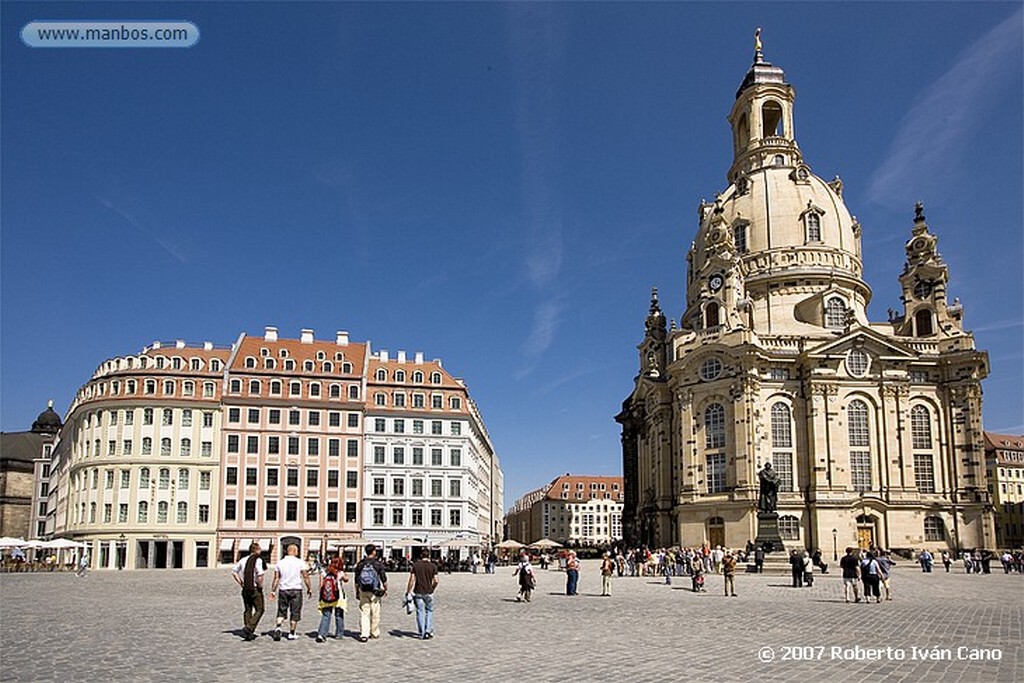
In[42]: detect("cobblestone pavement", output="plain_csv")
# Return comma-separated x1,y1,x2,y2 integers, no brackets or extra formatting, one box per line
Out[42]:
1,560,1020,682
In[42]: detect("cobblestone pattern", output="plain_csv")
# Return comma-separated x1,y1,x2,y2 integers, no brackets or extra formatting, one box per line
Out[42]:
1,561,1020,682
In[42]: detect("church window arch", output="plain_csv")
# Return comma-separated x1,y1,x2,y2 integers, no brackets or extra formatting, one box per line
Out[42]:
704,403,726,450
825,297,847,330
915,308,934,337
848,399,872,491
911,405,935,493
736,113,749,150
705,301,721,329
778,515,800,540
770,402,795,492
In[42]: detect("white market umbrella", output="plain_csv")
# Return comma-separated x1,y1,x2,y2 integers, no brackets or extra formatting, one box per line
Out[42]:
530,538,563,549
0,537,27,548
41,538,84,549
496,539,525,550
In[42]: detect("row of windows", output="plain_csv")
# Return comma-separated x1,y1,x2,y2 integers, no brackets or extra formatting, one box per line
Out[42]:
369,507,460,527
225,435,359,458
228,378,359,400
86,408,215,429
227,407,359,429
368,477,464,498
243,356,354,374
372,392,462,411
561,482,621,491
370,445,462,467
373,368,444,385
86,438,213,458
81,501,210,525
106,355,222,372
709,514,948,543
372,418,462,436
224,499,357,524
90,379,219,400
86,467,213,491
225,466,358,490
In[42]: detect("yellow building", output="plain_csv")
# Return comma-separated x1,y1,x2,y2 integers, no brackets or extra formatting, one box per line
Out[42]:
617,39,993,556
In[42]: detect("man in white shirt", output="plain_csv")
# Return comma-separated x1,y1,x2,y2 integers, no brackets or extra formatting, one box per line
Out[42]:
269,544,311,641
231,541,266,641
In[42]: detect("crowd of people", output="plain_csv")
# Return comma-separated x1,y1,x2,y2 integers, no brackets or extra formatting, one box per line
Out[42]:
916,548,1024,574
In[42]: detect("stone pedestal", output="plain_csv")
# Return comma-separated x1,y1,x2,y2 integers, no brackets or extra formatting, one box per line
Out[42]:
754,512,784,553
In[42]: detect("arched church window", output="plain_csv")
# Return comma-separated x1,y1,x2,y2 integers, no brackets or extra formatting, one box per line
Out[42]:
915,309,934,337
806,213,821,242
910,405,932,449
705,403,726,450
705,302,720,329
762,100,783,137
848,400,872,491
736,113,749,150
778,515,800,540
825,298,847,330
773,155,785,167
771,403,794,492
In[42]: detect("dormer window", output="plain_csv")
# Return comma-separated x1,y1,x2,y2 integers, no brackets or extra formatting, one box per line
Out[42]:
733,221,748,253
773,154,785,167
806,213,821,242
825,297,847,329
375,369,387,382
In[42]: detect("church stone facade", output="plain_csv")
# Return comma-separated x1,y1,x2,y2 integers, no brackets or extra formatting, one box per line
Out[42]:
617,42,993,556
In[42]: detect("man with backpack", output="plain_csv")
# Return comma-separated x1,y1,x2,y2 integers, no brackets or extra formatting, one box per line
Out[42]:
353,543,388,642
231,541,267,641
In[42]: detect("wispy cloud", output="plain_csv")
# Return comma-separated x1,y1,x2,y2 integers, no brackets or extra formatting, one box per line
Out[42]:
93,194,188,263
868,10,1022,209
506,5,566,378
535,365,599,395
971,318,1024,334
515,298,563,379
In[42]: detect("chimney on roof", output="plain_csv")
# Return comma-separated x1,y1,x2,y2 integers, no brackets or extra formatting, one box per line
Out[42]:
414,352,424,365
379,349,389,362
434,358,443,367
300,329,314,344
397,350,407,363
336,331,349,346
175,339,186,349
264,326,278,342
152,341,162,349
203,341,213,350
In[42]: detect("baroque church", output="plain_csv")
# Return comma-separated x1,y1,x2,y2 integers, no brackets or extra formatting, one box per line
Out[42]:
616,37,993,555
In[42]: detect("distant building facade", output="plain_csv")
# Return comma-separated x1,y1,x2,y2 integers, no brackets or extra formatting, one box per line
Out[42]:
506,474,623,546
617,41,993,555
0,403,61,539
44,328,502,569
985,433,1024,549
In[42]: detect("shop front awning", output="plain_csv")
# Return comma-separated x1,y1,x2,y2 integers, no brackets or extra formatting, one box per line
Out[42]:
219,538,235,551
308,539,322,552
238,538,252,551
259,538,272,549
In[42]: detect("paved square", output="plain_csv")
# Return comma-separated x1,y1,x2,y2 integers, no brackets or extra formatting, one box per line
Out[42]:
1,561,1020,682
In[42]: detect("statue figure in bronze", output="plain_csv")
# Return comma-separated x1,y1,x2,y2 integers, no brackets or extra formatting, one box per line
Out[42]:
758,462,780,513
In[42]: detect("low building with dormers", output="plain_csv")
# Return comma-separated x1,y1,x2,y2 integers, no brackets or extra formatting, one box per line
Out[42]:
506,474,623,546
617,38,992,556
985,432,1024,549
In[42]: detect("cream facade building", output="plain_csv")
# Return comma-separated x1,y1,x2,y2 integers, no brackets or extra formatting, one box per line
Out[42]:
617,42,993,555
985,432,1024,549
506,475,623,546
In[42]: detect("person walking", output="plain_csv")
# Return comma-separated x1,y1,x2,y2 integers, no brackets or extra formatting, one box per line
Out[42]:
514,553,535,602
76,551,90,578
315,557,348,642
353,543,388,642
802,551,815,587
406,550,439,639
565,551,580,596
839,547,861,603
919,549,934,573
860,551,882,603
754,546,765,573
722,550,738,597
941,550,952,573
231,541,266,641
877,550,894,601
600,552,615,596
269,543,312,641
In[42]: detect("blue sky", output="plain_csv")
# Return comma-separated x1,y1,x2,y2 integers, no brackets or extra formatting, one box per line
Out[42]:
3,2,1022,507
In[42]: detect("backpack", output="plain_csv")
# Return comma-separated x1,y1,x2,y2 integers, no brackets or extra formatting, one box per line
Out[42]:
358,562,380,591
320,573,339,602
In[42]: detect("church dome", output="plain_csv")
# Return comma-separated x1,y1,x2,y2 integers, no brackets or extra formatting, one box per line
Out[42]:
31,401,62,435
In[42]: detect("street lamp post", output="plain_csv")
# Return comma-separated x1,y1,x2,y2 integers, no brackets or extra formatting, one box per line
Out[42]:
832,528,838,562
117,533,126,571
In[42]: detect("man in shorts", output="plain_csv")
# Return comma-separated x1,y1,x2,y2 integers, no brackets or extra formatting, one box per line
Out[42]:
231,541,266,640
269,543,312,641
839,546,862,603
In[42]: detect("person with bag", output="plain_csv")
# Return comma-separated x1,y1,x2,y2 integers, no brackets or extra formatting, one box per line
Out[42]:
514,552,535,602
353,543,388,642
405,549,439,639
231,541,267,641
860,550,882,603
565,551,580,595
316,557,349,642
